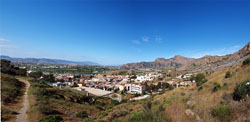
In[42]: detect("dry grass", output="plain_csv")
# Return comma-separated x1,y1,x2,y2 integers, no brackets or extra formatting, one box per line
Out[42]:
1,75,26,122
25,77,115,122
101,100,144,122
27,94,44,122
80,64,250,122
145,64,250,122
1,101,24,122
165,98,193,122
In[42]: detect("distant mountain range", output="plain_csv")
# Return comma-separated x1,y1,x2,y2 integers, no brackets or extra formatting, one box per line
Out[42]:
0,56,98,65
121,42,250,72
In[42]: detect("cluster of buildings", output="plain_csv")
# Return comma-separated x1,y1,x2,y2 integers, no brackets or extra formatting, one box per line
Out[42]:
52,72,161,95
49,71,197,96
33,67,197,101
167,73,196,88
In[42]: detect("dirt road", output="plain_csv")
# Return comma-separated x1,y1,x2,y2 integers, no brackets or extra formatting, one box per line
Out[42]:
16,78,30,122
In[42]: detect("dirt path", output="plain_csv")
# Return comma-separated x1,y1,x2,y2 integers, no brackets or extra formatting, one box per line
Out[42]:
16,78,30,122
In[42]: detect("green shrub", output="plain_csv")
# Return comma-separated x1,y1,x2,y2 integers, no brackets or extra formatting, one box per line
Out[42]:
82,118,94,122
212,82,221,92
76,111,88,118
211,104,230,122
195,73,207,87
111,100,120,106
225,71,232,78
72,83,79,87
242,57,250,65
39,115,63,122
126,110,149,122
111,110,128,118
134,93,140,97
223,83,228,87
29,71,43,79
198,86,203,91
118,110,128,116
98,111,108,118
126,101,171,122
38,103,59,115
1,59,27,76
233,79,250,101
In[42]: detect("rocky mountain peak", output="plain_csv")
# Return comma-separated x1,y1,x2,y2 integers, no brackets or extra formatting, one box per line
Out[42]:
238,42,250,55
154,58,167,62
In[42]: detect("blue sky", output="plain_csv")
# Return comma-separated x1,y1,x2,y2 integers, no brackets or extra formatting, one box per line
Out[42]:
0,0,249,65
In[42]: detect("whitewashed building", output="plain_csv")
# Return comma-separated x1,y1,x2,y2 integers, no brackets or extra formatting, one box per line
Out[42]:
125,84,145,94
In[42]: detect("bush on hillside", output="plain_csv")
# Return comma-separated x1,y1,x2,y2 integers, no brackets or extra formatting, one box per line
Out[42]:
76,111,88,118
211,104,230,122
15,68,27,76
82,118,94,122
72,83,79,87
242,57,250,65
39,115,63,122
111,110,128,118
212,82,221,92
38,103,60,115
194,73,207,87
126,110,149,122
43,74,55,82
1,59,27,76
126,101,171,122
225,71,232,78
29,71,43,79
111,100,120,106
233,79,250,101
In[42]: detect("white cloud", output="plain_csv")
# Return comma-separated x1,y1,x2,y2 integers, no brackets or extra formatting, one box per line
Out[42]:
131,40,141,45
0,44,19,48
0,37,11,42
0,37,19,49
142,36,149,42
132,35,163,45
0,37,21,56
155,36,163,43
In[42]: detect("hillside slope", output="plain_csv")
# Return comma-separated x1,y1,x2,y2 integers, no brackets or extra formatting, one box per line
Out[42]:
1,74,25,122
121,42,250,72
105,59,250,122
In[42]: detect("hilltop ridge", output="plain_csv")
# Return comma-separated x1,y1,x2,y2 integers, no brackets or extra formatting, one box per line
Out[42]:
0,55,98,65
121,42,250,71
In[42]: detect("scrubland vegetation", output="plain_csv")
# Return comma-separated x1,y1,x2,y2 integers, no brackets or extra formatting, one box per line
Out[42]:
242,57,250,65
1,59,27,122
1,74,25,121
101,61,250,122
1,59,27,121
26,78,120,122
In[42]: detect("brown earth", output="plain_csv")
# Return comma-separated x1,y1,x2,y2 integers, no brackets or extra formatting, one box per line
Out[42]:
16,78,30,122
